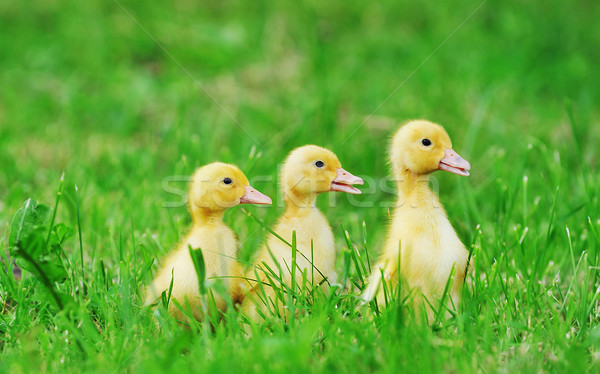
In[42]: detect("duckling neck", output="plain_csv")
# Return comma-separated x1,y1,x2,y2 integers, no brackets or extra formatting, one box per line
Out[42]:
283,188,318,215
395,170,439,209
192,207,226,227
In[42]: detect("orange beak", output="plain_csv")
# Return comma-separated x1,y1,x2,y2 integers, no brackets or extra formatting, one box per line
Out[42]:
330,168,364,194
439,148,471,176
240,185,272,205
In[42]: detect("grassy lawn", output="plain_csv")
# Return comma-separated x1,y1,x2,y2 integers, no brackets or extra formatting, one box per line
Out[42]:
1,0,599,372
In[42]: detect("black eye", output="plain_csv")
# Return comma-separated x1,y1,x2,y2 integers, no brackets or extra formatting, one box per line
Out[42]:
315,160,325,168
223,178,232,185
422,139,432,146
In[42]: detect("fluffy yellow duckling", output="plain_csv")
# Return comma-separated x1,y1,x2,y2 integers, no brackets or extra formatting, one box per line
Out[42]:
242,145,363,320
145,162,272,321
361,120,471,321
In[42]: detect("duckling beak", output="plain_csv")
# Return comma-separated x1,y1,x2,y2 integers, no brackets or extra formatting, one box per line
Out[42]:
240,185,272,205
439,148,471,176
330,168,364,194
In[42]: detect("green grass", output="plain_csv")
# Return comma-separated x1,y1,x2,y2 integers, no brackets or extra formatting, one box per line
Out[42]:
1,0,600,372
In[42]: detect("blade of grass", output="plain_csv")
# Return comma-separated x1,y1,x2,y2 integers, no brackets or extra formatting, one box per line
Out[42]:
75,185,85,283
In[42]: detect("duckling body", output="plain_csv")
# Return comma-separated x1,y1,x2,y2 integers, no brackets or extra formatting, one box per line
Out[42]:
362,120,471,320
261,198,337,291
145,162,271,321
242,145,363,321
149,221,239,321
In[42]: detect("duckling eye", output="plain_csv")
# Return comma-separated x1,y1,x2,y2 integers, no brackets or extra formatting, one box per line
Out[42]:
223,177,233,185
422,139,432,146
315,160,325,168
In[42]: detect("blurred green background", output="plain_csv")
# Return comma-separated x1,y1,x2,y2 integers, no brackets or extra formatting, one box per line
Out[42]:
1,0,599,372
2,0,598,251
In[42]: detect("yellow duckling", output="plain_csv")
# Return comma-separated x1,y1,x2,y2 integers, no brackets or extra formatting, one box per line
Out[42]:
361,120,471,321
242,145,363,321
145,162,272,321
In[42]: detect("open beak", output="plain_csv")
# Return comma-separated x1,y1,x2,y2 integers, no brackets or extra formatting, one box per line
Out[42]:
439,148,471,176
240,185,272,205
330,168,364,194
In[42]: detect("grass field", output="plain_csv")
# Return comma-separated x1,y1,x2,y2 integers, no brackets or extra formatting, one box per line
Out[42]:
1,0,600,372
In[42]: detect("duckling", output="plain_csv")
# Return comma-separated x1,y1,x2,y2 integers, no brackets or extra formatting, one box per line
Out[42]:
145,162,272,321
242,145,363,321
361,120,471,321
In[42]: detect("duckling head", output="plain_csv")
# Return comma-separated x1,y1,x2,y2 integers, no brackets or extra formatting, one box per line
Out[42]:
390,120,471,177
281,145,363,204
188,162,271,222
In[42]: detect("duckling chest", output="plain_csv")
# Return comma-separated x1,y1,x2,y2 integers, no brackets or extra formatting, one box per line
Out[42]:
390,207,467,266
271,209,335,265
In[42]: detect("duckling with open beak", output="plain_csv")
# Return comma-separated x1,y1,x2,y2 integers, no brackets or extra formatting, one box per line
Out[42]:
242,145,363,322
